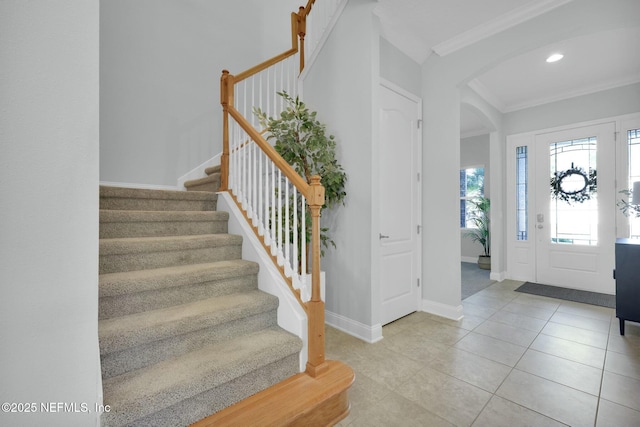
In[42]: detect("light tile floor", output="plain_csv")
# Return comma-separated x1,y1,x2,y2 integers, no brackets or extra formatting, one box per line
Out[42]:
331,280,640,427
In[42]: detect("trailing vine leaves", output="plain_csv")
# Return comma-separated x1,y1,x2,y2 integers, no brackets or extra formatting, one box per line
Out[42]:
254,91,347,256
617,189,640,217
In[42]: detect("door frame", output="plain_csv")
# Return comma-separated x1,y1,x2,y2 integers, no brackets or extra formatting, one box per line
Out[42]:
533,122,615,293
506,113,640,287
377,78,422,326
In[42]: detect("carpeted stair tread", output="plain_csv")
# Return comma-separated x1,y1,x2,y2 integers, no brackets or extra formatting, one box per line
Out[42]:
184,173,221,192
99,290,278,355
102,327,302,427
100,260,258,297
98,179,304,426
100,209,228,223
100,186,217,211
99,234,243,274
99,260,260,319
100,210,229,238
205,165,221,175
100,307,277,380
100,234,241,254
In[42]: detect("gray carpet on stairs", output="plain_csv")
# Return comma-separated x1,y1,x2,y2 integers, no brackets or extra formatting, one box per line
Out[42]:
98,185,302,427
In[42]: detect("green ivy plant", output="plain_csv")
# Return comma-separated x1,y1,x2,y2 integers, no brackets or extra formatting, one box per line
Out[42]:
254,91,347,258
617,189,640,217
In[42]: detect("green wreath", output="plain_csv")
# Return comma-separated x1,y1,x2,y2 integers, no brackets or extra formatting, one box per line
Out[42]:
550,165,597,204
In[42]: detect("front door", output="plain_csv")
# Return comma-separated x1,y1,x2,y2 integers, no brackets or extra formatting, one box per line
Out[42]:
379,81,421,325
534,123,616,294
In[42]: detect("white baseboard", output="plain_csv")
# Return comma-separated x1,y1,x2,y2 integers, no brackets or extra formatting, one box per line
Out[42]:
177,153,221,189
421,299,464,321
99,181,180,191
461,256,477,264
325,310,383,344
490,271,506,282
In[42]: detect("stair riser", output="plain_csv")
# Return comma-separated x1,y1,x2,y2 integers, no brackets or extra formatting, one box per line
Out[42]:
101,328,302,427
185,181,220,192
205,166,221,175
184,173,221,193
104,354,299,427
99,292,279,355
100,275,258,319
100,220,228,239
100,245,242,274
98,184,304,427
101,310,277,379
100,198,216,212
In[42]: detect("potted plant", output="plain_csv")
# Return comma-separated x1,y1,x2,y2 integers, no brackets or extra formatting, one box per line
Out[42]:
254,91,347,265
618,182,640,218
464,196,490,270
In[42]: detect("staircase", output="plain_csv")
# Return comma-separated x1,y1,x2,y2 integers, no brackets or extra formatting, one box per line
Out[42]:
98,179,302,426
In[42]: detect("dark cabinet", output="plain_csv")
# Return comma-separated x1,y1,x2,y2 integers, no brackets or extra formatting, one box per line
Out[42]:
615,238,640,335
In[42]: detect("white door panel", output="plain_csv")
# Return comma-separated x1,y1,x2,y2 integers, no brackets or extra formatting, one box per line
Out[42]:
534,123,615,294
379,82,421,325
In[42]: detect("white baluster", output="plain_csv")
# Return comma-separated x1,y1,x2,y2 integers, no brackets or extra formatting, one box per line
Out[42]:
293,185,298,279
284,178,291,277
252,143,257,226
247,141,253,220
277,168,283,264
258,149,263,234
271,161,277,255
301,197,306,278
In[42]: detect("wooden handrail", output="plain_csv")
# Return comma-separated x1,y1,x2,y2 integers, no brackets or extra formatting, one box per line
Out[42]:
227,106,311,198
296,0,315,72
227,0,316,86
234,48,298,84
220,0,328,379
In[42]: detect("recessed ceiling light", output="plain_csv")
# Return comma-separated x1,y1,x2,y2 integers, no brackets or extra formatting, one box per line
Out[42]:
546,53,564,63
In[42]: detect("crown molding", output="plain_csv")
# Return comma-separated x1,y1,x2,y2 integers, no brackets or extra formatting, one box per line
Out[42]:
468,79,506,113
461,128,491,139
469,75,640,115
432,0,574,57
502,76,640,113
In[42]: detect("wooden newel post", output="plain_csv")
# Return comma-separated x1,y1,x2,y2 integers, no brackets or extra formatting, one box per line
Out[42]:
306,175,327,377
297,6,306,72
220,70,231,191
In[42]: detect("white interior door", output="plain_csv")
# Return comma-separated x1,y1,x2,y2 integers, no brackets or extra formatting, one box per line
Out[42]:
379,82,421,325
534,123,616,294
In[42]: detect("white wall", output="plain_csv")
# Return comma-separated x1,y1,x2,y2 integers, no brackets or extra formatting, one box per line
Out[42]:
0,1,101,426
379,37,421,98
504,83,640,136
100,0,291,187
420,0,639,314
303,0,380,332
421,59,464,316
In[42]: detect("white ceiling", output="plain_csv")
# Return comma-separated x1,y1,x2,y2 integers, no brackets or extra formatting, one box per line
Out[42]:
374,0,640,137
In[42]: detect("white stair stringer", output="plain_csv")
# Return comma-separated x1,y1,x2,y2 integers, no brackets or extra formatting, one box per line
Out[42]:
217,191,308,371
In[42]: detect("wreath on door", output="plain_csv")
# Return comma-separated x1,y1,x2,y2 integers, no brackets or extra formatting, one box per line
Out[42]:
550,164,597,204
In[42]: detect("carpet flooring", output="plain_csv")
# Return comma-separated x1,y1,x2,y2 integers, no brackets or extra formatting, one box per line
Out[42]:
515,281,616,308
461,262,494,300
